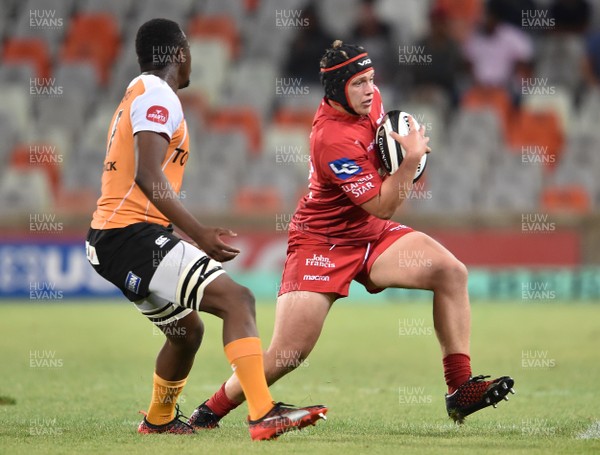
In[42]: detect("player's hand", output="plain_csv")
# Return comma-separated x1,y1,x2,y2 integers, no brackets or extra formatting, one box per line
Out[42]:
194,227,241,262
390,116,430,163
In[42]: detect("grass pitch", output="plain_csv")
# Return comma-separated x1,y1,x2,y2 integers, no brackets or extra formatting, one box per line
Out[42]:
1,299,599,454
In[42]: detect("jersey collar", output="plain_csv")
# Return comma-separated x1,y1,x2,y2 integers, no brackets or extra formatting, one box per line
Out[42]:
321,97,365,123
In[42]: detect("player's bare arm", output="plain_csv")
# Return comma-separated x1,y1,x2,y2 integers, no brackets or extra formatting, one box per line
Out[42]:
360,116,429,219
134,130,240,262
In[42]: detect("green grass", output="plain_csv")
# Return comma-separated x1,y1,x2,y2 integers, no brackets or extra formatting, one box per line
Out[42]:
1,300,599,454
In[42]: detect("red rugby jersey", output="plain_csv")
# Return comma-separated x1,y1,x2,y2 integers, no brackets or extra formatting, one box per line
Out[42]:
290,87,390,245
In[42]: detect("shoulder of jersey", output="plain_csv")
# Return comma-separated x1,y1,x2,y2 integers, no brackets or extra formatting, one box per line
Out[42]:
137,75,182,107
317,119,359,150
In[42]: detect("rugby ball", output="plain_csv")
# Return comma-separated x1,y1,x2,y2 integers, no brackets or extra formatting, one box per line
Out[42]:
376,110,428,182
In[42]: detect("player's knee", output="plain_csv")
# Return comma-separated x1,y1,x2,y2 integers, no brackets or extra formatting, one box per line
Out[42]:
184,322,204,352
434,257,468,289
165,317,204,352
219,285,256,319
234,285,256,318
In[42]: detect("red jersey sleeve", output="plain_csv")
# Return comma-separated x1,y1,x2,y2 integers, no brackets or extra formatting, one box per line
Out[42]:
320,138,383,205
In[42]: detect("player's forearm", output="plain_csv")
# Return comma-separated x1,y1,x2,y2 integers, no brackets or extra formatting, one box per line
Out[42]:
375,157,421,218
392,156,421,203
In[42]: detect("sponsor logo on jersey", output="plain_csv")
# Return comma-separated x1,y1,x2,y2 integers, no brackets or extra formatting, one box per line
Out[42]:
172,147,188,166
305,254,336,268
303,274,330,281
125,271,142,294
328,158,362,180
146,105,169,124
390,224,409,231
345,181,375,198
103,161,117,171
155,235,171,248
342,174,376,198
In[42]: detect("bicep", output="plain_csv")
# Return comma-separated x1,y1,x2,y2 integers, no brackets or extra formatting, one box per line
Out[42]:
134,131,170,183
359,191,384,217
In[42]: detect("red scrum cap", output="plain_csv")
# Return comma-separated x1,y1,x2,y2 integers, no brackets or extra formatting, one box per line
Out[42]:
320,40,373,115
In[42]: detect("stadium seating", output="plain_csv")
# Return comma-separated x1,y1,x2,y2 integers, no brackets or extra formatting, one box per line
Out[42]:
107,44,138,104
9,144,61,199
0,63,35,85
11,0,75,54
574,87,600,136
199,0,249,33
0,168,53,213
188,15,240,59
127,0,195,36
179,93,209,127
377,0,431,42
0,112,18,165
534,34,585,93
207,107,262,154
506,110,564,169
551,158,598,203
263,124,311,179
187,38,231,108
35,84,90,134
78,0,134,32
242,0,300,61
0,82,33,140
483,151,543,211
433,0,483,42
62,142,103,194
541,186,591,213
60,13,120,85
235,186,283,214
2,38,51,80
448,109,502,154
522,86,574,133
462,86,513,135
221,59,278,120
1,0,599,219
53,61,98,97
273,107,315,131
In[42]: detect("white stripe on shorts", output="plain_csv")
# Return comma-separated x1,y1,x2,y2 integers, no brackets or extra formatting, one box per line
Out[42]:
132,240,224,325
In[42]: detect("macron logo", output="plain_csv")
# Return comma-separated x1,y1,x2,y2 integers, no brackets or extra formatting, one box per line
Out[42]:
146,105,169,124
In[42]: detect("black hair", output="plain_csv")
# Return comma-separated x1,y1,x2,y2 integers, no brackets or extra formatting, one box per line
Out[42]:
135,18,187,71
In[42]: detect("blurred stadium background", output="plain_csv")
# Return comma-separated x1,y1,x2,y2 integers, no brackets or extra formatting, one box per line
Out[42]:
1,0,600,301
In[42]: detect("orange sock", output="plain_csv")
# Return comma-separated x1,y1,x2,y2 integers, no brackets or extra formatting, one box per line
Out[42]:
224,337,273,420
146,372,187,425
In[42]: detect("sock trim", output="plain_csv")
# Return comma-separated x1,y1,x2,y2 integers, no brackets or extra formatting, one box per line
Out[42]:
153,372,187,389
224,337,262,362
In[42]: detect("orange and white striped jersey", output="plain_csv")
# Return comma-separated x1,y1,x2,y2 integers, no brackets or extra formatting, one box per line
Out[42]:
91,74,189,230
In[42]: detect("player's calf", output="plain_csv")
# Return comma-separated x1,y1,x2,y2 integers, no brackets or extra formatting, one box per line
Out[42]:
199,277,258,341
